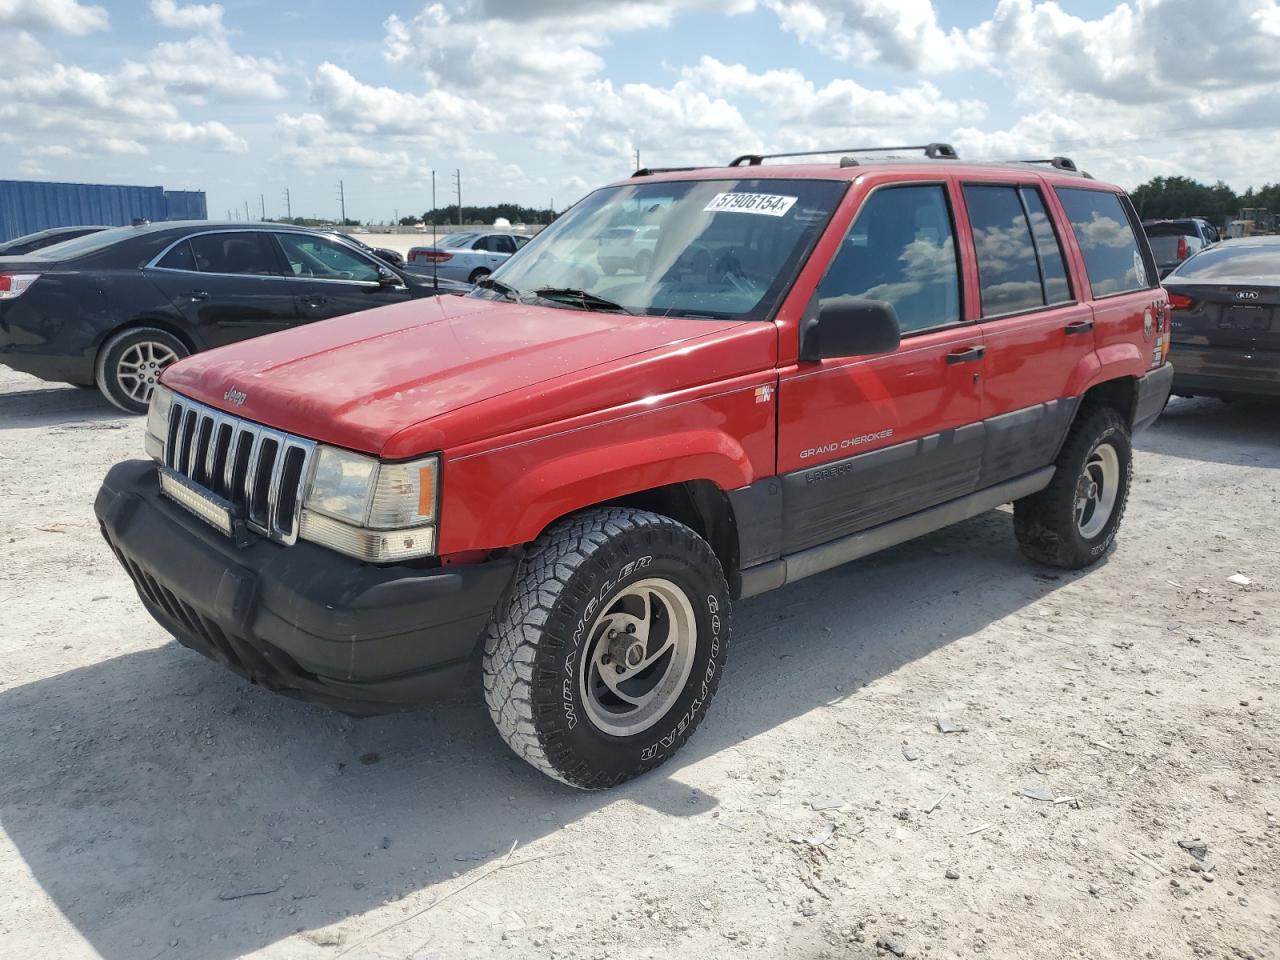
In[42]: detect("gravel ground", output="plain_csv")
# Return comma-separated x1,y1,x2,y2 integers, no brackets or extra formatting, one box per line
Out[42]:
1,365,1276,960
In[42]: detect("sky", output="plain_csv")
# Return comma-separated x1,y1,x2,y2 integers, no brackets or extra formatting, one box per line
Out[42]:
2,0,1279,224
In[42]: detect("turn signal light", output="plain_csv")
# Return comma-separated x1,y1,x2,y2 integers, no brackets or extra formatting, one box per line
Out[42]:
1167,293,1193,310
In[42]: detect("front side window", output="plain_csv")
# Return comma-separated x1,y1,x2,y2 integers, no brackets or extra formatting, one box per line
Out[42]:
1056,188,1152,297
819,184,960,334
475,178,845,320
188,232,281,276
276,233,381,283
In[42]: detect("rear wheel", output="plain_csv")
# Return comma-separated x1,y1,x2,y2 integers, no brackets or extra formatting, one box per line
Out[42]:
1013,407,1132,569
95,327,189,415
483,508,731,789
468,268,490,285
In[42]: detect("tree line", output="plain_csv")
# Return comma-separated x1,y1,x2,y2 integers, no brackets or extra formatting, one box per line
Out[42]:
1129,176,1280,224
403,203,556,227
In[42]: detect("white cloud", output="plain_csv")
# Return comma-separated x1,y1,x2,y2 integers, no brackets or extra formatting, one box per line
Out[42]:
309,62,481,138
763,0,984,71
145,35,286,101
0,0,107,35
150,0,224,33
158,120,246,152
272,112,418,172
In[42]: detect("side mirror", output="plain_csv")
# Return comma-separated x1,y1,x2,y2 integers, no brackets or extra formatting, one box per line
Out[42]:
377,267,401,287
800,296,901,361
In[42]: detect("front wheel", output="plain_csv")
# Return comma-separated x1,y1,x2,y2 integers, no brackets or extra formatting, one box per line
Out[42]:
95,327,189,414
1013,407,1132,569
483,508,731,789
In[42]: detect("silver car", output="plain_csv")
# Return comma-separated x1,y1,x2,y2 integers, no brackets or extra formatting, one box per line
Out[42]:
405,231,530,284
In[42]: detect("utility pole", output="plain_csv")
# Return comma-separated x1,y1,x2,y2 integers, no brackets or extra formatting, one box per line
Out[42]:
633,147,640,171
336,179,346,225
260,194,266,220
282,187,292,220
453,169,462,226
244,200,250,222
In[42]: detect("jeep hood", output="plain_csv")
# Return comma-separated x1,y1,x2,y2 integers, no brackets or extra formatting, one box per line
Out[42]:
161,294,776,457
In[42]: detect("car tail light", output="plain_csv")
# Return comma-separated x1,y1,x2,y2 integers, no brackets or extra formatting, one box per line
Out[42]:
411,249,452,263
1167,293,1193,310
0,273,40,299
1176,236,1188,260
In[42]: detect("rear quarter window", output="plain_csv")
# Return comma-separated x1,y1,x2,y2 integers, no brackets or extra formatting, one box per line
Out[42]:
1056,188,1154,298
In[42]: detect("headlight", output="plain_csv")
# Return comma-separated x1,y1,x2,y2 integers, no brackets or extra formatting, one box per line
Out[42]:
144,384,173,462
300,447,440,562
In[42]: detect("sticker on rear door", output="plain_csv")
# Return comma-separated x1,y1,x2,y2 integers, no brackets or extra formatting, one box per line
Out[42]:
703,192,798,217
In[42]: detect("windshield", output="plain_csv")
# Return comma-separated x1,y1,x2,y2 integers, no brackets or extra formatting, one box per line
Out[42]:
471,178,845,320
1171,243,1280,278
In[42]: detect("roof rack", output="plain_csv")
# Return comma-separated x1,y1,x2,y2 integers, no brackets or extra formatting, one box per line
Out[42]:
631,166,705,177
729,143,958,167
1016,156,1094,178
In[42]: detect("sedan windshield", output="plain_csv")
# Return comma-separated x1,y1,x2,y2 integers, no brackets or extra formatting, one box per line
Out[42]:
471,178,845,320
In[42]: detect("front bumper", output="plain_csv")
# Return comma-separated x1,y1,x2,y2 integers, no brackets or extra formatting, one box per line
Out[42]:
95,460,519,715
1133,362,1174,432
1170,343,1280,398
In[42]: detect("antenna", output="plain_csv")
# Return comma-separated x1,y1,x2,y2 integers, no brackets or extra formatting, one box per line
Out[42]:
431,169,439,290
336,179,346,225
282,187,291,220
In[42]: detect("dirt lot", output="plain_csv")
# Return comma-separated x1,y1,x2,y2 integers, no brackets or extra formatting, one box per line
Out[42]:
1,366,1276,960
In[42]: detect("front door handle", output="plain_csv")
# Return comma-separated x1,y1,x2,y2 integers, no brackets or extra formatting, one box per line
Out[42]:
946,345,986,364
303,296,328,307
190,290,209,301
1065,319,1094,335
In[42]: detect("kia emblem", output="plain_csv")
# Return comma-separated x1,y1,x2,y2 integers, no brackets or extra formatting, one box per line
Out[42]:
1235,290,1259,301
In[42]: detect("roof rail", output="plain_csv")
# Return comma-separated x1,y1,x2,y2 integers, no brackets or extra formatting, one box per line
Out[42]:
1015,156,1094,178
631,166,704,177
729,143,958,167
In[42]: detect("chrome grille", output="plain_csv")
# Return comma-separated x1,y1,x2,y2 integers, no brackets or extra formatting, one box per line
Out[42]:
163,395,316,544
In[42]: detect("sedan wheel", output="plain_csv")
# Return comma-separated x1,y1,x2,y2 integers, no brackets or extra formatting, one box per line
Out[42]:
95,327,190,415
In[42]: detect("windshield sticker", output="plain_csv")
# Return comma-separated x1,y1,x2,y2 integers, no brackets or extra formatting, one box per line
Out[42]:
703,192,798,217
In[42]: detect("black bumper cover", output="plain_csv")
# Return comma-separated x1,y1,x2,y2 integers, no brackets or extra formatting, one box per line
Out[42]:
95,460,518,715
1132,362,1174,433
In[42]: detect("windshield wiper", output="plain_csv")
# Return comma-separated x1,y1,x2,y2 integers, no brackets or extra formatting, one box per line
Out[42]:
474,274,522,301
533,287,635,315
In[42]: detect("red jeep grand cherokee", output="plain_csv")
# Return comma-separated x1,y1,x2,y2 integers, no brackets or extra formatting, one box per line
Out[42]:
96,145,1173,788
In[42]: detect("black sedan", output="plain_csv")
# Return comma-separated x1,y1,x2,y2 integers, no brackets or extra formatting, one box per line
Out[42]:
0,225,108,256
0,221,468,413
332,231,405,266
1165,236,1280,400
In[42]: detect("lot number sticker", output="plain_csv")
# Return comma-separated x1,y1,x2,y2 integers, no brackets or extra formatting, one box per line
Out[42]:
703,192,798,217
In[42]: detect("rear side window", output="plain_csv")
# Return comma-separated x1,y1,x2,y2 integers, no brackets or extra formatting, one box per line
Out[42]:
820,184,960,334
1021,189,1071,303
1056,188,1152,297
156,239,195,271
963,185,1074,317
188,232,281,276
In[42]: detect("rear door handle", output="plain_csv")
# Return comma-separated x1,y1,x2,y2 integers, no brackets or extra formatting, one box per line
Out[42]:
189,290,209,302
946,345,985,364
1065,320,1094,335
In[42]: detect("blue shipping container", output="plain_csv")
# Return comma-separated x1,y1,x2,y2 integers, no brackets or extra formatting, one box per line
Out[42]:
0,179,207,242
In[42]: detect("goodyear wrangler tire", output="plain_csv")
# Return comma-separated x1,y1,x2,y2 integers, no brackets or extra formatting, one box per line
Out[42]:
483,507,731,789
1013,406,1132,570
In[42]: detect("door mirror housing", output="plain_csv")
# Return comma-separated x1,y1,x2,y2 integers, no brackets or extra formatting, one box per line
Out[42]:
800,296,902,361
377,267,401,287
